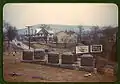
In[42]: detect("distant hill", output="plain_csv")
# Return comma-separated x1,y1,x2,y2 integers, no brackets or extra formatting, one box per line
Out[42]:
17,24,114,35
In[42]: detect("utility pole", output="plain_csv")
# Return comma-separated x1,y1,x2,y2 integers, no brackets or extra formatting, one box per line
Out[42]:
31,29,33,36
26,26,32,49
78,25,83,43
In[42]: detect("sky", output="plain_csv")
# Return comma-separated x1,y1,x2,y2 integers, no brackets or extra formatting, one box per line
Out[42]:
3,3,118,29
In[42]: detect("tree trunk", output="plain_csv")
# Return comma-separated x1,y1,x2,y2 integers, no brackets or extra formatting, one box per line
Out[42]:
7,40,10,50
110,44,116,62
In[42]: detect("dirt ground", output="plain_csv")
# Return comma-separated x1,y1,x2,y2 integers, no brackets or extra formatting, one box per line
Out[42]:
3,52,116,82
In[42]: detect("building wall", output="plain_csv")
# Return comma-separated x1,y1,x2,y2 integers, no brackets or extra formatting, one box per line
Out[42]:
56,32,68,43
56,31,77,43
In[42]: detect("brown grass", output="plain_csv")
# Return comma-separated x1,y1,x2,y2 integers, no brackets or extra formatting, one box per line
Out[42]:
3,52,117,82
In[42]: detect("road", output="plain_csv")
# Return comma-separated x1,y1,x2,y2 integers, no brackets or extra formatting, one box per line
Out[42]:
12,39,33,50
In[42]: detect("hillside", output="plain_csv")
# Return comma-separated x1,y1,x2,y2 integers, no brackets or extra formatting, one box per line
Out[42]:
17,24,96,35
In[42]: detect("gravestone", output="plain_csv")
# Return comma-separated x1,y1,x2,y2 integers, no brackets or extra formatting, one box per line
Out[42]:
34,49,45,60
80,54,95,72
73,54,78,62
61,52,75,64
80,54,94,66
22,49,34,61
47,51,59,64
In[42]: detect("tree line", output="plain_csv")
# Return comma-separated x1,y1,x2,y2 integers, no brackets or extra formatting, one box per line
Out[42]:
3,20,18,50
77,25,117,61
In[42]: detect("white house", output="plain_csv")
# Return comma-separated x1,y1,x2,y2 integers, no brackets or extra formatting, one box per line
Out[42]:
31,28,54,42
55,31,77,43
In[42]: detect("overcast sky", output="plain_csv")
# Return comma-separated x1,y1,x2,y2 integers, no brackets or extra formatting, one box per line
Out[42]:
3,3,118,29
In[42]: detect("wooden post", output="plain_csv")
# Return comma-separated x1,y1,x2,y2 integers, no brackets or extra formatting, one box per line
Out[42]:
26,26,32,49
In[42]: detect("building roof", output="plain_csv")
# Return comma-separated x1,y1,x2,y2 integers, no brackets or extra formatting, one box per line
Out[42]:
55,31,66,35
36,29,42,34
35,28,54,34
48,30,54,34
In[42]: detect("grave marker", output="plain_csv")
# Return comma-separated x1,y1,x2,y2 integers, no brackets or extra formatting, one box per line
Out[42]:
34,49,45,60
22,49,34,61
61,52,75,64
80,54,95,72
47,51,59,64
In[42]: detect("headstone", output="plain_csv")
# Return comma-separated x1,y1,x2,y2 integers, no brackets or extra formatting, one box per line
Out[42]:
34,49,45,60
47,51,59,64
73,54,78,62
80,54,94,66
80,54,95,72
22,49,34,61
61,52,75,64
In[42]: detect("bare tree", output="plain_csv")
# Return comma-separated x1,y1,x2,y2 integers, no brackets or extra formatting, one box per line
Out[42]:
3,21,18,50
82,30,91,44
62,34,77,48
90,26,100,44
63,35,69,48
100,26,117,59
40,24,51,43
53,35,58,46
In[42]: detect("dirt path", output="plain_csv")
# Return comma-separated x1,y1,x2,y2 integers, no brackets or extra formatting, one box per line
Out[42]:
3,52,116,82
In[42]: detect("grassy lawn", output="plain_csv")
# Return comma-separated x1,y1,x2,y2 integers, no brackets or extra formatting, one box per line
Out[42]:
3,51,116,82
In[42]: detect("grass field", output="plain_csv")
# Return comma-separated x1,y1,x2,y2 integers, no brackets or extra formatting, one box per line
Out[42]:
3,52,116,82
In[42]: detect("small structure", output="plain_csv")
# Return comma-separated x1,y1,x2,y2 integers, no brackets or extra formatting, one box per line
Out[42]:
47,51,59,64
34,49,45,60
22,49,34,61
